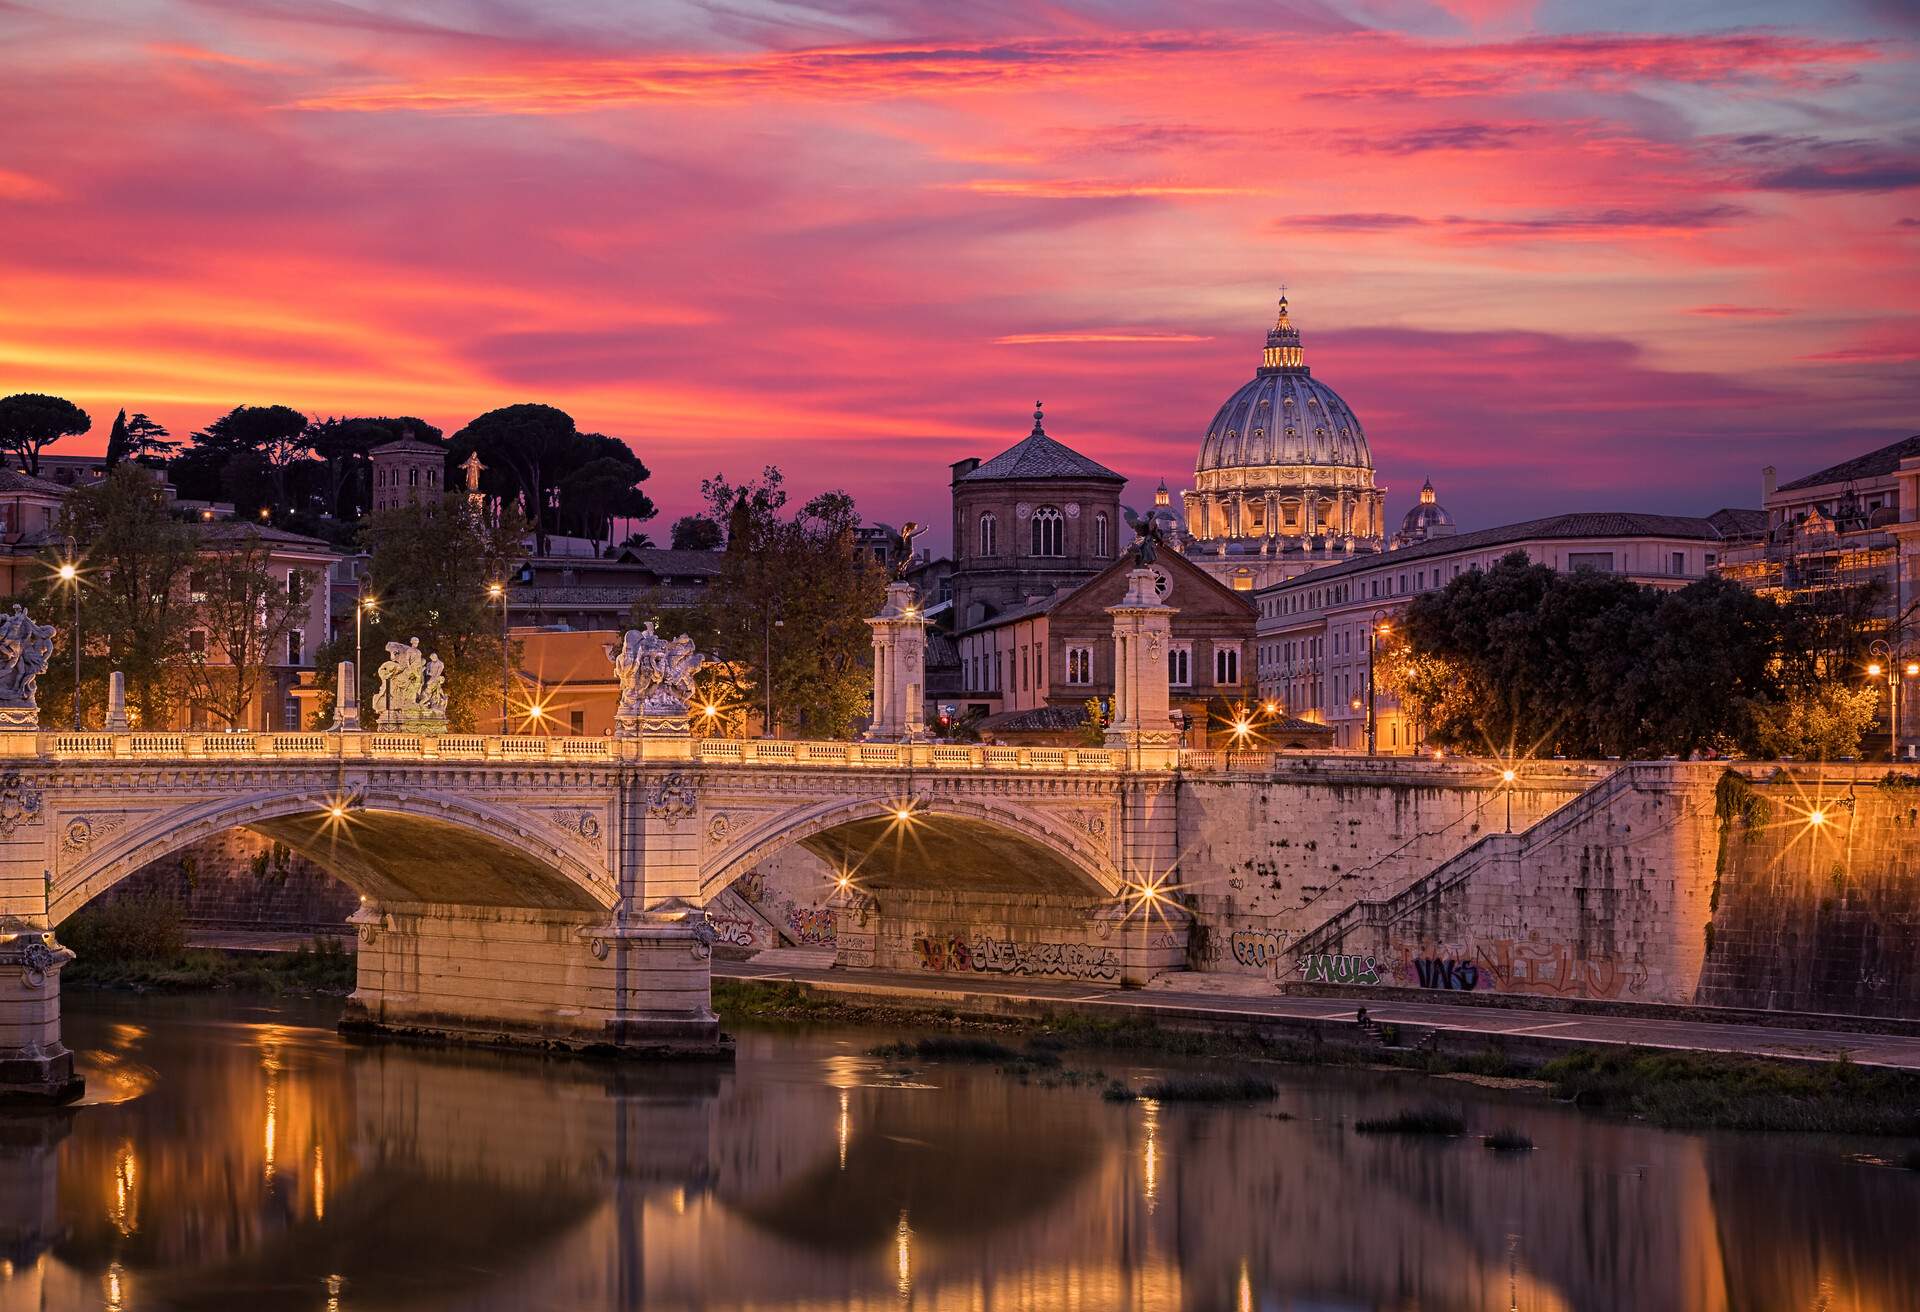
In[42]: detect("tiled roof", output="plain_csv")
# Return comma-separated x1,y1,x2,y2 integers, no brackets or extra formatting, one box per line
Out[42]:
1258,509,1759,592
955,587,1075,635
0,468,70,496
961,416,1124,483
369,438,446,456
194,522,340,552
977,704,1089,733
1774,436,1920,493
612,547,726,575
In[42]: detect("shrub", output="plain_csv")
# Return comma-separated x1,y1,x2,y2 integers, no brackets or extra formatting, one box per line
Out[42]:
59,894,187,963
1482,1129,1535,1152
1355,1108,1466,1136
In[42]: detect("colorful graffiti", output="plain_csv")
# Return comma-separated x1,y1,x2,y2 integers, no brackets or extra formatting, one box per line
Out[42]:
1296,952,1380,986
786,905,837,946
1229,929,1289,971
1411,957,1480,991
1384,937,1646,1000
912,934,1121,983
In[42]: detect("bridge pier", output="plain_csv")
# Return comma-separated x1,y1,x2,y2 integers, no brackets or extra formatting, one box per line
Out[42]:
343,900,723,1056
0,926,82,1104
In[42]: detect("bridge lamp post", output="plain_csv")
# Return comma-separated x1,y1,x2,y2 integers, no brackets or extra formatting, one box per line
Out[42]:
1501,768,1517,833
1365,610,1391,756
56,557,80,730
488,581,508,734
763,611,784,738
1866,640,1917,760
355,588,378,715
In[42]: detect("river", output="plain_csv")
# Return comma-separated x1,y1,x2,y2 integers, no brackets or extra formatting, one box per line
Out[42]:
0,993,1912,1311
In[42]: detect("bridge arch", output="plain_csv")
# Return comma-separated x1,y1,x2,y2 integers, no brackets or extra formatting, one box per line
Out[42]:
699,791,1123,903
51,786,615,926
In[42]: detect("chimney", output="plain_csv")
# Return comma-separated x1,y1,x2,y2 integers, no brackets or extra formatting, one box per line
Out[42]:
951,457,981,485
1762,465,1777,504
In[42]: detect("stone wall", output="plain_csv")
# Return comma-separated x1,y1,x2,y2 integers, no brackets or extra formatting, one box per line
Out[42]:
869,889,1183,986
83,829,358,931
1177,760,1608,982
1696,773,1920,1017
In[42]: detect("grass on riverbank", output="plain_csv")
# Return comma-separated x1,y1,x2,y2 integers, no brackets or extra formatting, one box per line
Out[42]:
60,895,356,995
713,978,1920,1137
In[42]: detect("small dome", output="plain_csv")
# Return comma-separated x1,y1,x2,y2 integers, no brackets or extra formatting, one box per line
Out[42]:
1395,478,1457,547
1194,296,1372,475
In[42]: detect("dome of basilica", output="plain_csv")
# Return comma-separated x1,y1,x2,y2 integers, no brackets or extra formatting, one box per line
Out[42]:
1194,297,1371,475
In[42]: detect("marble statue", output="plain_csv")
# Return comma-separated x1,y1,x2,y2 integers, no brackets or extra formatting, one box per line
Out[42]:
0,606,55,729
608,621,705,735
372,637,449,732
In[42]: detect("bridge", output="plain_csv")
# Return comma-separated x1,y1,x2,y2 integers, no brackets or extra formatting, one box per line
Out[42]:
0,570,1202,1100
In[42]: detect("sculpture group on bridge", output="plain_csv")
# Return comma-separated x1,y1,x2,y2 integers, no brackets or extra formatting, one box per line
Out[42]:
0,605,55,730
608,621,705,737
373,637,449,733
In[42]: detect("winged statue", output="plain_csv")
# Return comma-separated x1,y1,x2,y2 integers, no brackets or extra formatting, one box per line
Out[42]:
1121,506,1163,567
874,521,924,579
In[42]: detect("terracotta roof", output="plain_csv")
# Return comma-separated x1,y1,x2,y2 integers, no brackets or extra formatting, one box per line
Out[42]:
977,704,1090,733
1257,509,1760,592
961,410,1124,483
0,469,70,496
193,522,340,552
1774,435,1920,494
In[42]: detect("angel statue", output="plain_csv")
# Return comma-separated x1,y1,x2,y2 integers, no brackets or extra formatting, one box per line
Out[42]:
0,605,55,722
1121,505,1164,567
607,622,708,735
875,521,924,580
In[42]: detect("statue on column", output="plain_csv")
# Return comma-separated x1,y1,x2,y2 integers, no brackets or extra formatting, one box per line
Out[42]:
372,637,449,733
608,621,706,736
0,606,55,731
1122,505,1164,566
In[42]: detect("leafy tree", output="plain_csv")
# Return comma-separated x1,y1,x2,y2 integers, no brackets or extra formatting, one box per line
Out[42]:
176,527,313,730
653,469,883,738
307,415,442,521
0,393,90,475
1745,683,1878,760
34,466,198,727
670,515,723,551
317,497,529,730
187,405,311,515
124,413,175,463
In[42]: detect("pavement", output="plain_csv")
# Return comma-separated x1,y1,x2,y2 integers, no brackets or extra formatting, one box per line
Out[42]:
715,959,1920,1072
187,929,353,954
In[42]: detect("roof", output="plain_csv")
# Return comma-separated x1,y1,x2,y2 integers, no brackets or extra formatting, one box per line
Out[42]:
0,468,71,497
961,409,1124,484
610,547,726,575
193,522,340,553
369,438,446,457
959,549,1253,637
1257,509,1760,592
977,704,1090,733
1774,436,1920,494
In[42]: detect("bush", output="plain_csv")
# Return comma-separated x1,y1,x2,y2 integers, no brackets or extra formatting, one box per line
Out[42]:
1540,1048,1920,1135
59,894,187,963
1355,1107,1466,1136
1104,1073,1279,1103
1482,1129,1535,1152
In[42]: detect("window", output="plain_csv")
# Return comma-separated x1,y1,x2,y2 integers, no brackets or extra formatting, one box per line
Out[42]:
1021,647,1030,691
189,570,208,604
1030,505,1064,557
1066,644,1093,685
1095,512,1109,558
1671,552,1686,576
979,512,997,556
287,630,303,665
1568,552,1615,572
408,468,419,487
187,630,207,655
1168,644,1191,686
569,709,585,735
1215,645,1239,686
283,696,300,731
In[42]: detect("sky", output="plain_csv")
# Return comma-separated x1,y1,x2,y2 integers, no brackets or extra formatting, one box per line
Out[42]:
3,0,1917,546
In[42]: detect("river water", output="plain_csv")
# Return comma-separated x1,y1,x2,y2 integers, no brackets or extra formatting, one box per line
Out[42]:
0,994,1912,1311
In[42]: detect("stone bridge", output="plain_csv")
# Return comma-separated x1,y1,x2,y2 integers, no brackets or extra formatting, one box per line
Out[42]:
0,729,1193,1099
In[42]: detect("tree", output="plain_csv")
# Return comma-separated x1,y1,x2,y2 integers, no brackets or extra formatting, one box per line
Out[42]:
176,527,312,730
1745,683,1878,760
318,496,530,731
307,415,442,521
558,451,655,544
670,515,723,551
449,404,577,556
37,465,198,727
124,413,176,463
657,469,884,739
0,393,90,475
104,410,130,468
188,405,311,515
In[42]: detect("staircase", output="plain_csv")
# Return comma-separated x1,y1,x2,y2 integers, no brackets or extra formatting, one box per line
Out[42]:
744,946,838,971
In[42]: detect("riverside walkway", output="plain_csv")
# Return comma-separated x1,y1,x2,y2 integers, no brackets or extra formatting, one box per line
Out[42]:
716,959,1920,1073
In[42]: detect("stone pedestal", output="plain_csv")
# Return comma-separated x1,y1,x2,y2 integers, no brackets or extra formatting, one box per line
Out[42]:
332,660,361,731
105,671,129,731
864,581,932,742
1104,568,1181,769
0,927,81,1105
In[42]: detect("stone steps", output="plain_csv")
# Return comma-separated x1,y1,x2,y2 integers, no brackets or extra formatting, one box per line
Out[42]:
745,946,838,970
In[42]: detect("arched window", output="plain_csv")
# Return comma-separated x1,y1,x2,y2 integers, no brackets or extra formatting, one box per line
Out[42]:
1030,505,1064,557
979,512,997,556
1095,512,1109,557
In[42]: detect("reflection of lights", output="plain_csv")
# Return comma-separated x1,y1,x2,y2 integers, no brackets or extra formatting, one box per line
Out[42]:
1238,1258,1253,1312
1142,1097,1160,1213
838,1089,850,1171
325,1273,344,1312
313,1144,326,1221
105,1261,126,1312
895,1210,913,1297
110,1142,138,1237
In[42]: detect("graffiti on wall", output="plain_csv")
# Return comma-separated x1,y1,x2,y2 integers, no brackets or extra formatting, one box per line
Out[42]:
1384,937,1647,1000
1230,929,1290,971
1296,952,1380,986
787,905,838,946
912,933,1121,983
710,915,760,950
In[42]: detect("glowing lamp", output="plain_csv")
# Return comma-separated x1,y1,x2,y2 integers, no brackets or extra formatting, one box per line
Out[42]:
1869,662,1884,677
893,807,913,823
1908,663,1918,678
327,804,347,820
1501,769,1516,784
1808,809,1826,827
486,582,505,600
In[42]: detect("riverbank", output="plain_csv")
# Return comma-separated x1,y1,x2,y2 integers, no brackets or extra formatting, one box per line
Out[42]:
64,940,356,995
713,976,1920,1137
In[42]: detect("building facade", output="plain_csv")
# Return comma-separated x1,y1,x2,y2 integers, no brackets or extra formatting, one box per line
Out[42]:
369,438,446,513
956,549,1256,745
1256,510,1763,752
948,407,1126,629
1181,296,1386,593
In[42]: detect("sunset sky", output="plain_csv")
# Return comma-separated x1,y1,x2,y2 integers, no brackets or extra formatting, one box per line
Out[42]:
4,0,1916,543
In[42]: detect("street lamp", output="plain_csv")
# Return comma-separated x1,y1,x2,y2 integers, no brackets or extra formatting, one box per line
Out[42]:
1866,639,1917,760
355,582,378,726
55,553,80,730
763,609,784,738
1365,609,1392,756
1501,767,1517,833
488,581,508,734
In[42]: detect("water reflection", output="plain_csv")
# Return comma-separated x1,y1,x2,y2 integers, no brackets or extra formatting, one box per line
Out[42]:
0,995,1907,1310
